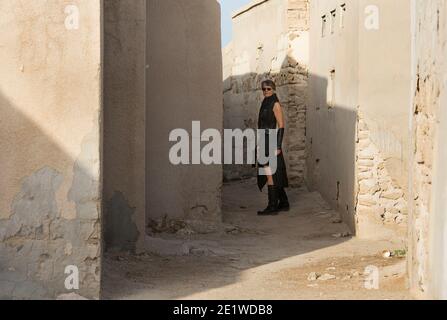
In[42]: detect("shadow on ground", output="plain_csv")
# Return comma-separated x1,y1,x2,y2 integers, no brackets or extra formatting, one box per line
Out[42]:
102,179,410,300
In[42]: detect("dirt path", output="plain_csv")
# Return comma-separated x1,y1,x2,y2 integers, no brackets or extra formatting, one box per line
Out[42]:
102,179,412,300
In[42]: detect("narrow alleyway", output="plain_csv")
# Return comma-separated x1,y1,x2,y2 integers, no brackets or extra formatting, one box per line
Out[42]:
103,180,411,300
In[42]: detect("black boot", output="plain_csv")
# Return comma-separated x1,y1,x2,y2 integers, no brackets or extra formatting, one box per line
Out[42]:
258,185,279,216
278,187,290,212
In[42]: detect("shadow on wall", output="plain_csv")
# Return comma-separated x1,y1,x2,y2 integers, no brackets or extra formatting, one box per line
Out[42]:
0,92,101,299
145,0,223,229
306,74,358,233
307,73,408,242
102,0,146,254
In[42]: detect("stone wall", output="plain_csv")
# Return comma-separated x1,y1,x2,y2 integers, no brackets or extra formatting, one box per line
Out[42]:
223,0,309,187
307,0,360,230
288,0,309,32
355,112,408,242
409,0,447,299
308,0,411,236
0,0,102,299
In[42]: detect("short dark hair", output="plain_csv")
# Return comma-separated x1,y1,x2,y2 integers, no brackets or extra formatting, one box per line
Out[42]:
261,80,276,91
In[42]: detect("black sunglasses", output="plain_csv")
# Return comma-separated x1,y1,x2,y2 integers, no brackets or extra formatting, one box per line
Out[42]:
262,87,273,92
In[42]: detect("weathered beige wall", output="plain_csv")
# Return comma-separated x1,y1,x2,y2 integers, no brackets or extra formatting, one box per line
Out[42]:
146,0,223,230
308,0,411,240
358,0,411,190
308,0,359,231
0,0,102,299
103,0,146,253
223,0,309,186
409,0,447,299
231,0,289,74
355,0,411,241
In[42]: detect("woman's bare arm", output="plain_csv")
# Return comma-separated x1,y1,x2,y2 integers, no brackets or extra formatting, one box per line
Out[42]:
273,102,285,128
273,102,285,155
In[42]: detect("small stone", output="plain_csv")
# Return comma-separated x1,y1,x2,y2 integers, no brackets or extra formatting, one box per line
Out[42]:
358,166,371,173
358,132,369,140
307,272,319,281
177,227,195,236
358,150,375,160
318,274,336,281
190,248,212,256
326,267,336,271
384,212,396,223
381,189,404,200
358,160,375,167
358,196,377,207
358,171,373,180
352,271,360,277
64,243,73,256
359,155,375,161
383,250,392,258
332,233,342,238
332,232,351,238
330,217,342,224
341,275,352,281
359,180,380,194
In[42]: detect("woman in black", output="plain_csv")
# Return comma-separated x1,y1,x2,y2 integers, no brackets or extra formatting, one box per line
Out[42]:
256,80,289,216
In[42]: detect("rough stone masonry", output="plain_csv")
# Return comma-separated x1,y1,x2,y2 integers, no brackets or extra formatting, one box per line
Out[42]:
409,0,447,299
355,111,408,242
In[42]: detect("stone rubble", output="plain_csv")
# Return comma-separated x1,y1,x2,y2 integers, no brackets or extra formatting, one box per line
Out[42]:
356,112,409,229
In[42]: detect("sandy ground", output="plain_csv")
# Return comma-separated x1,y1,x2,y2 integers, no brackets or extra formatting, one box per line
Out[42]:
102,179,413,300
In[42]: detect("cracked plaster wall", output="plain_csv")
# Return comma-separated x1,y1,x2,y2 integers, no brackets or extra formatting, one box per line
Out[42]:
0,0,102,299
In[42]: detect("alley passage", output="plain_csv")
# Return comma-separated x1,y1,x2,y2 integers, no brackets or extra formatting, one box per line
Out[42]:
103,180,411,300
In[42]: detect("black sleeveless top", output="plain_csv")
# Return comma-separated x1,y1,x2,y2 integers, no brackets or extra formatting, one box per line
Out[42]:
258,94,279,130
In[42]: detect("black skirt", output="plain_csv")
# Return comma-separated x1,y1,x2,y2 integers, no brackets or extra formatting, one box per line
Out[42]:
256,132,289,191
